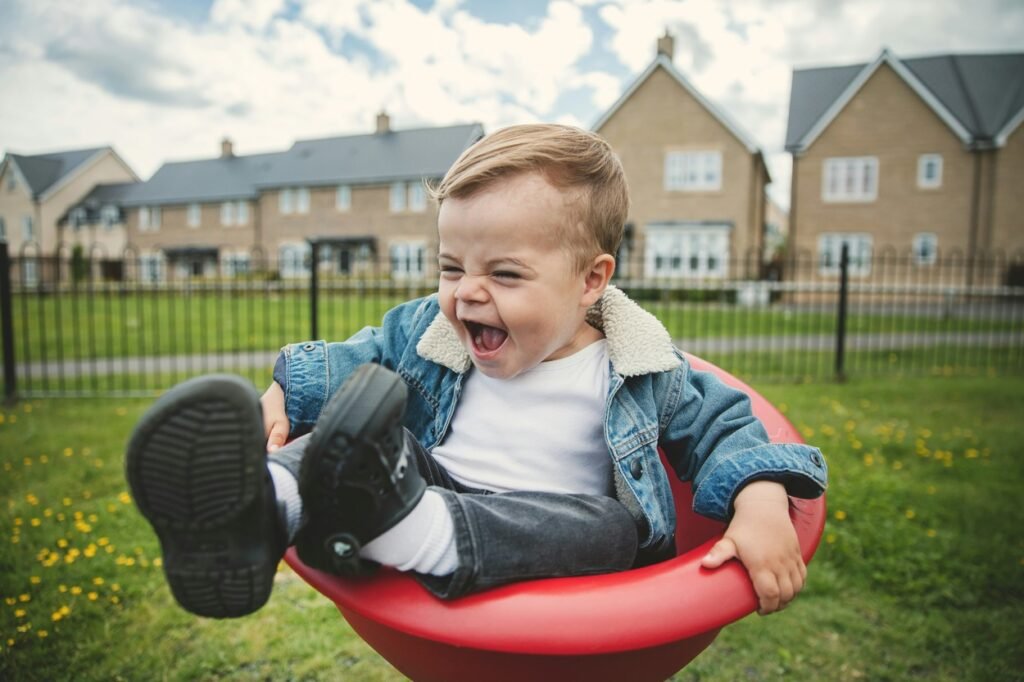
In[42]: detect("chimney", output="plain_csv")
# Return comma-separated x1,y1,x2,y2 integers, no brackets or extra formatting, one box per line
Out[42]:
376,110,391,135
656,30,674,60
221,137,234,158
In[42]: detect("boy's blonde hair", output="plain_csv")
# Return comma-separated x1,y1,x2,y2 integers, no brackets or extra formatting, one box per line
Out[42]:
431,124,630,272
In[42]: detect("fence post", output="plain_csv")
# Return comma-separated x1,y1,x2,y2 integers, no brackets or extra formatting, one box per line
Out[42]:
834,243,849,382
0,243,17,405
308,240,319,341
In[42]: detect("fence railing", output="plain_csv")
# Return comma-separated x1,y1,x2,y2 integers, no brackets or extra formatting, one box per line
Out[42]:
1,242,1022,400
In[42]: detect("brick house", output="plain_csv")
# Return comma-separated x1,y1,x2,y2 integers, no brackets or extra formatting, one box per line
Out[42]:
75,115,483,281
0,147,138,281
785,49,1024,281
594,33,772,281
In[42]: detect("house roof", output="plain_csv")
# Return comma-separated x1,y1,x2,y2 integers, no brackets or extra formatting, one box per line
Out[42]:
3,147,110,199
593,54,762,155
786,50,1024,153
98,123,485,207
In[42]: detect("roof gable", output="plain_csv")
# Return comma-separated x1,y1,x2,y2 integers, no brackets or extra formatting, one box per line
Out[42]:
5,147,109,198
593,55,760,154
787,50,1024,153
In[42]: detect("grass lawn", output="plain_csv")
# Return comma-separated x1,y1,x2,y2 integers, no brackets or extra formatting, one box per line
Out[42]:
2,375,1023,680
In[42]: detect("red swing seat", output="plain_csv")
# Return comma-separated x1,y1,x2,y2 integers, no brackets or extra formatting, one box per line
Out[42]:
285,354,826,681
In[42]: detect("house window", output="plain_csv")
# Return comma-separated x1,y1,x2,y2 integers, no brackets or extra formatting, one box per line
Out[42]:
823,157,878,202
0,217,6,242
220,201,235,226
664,151,722,192
409,183,427,212
236,201,248,225
101,205,120,230
390,241,426,279
188,203,201,228
390,182,407,212
22,216,34,241
22,259,38,286
279,242,311,278
139,206,160,231
139,253,164,283
6,174,16,192
296,188,310,214
222,252,251,277
818,233,872,276
644,224,729,278
70,208,87,232
917,154,942,189
279,189,294,215
912,233,938,266
336,185,351,211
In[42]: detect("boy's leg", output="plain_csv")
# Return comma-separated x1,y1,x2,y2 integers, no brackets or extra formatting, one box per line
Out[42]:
125,375,287,618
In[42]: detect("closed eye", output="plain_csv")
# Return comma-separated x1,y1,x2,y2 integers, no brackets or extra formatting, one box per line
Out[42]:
493,271,521,280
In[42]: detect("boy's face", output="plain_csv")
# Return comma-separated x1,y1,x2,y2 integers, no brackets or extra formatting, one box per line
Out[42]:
436,171,605,380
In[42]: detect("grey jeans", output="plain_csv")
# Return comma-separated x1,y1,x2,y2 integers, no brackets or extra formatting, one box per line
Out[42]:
270,431,639,599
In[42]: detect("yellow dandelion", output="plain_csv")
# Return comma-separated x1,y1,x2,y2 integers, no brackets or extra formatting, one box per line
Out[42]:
58,585,67,593
893,460,904,470
153,558,162,568
927,529,938,538
37,630,47,639
70,586,82,596
844,420,856,432
39,454,48,464
834,510,847,521
62,497,72,507
15,609,26,618
905,509,916,519
110,596,121,605
5,597,16,605
30,518,41,527
92,577,104,586
59,605,69,616
56,513,65,521
799,426,815,439
862,454,873,466
87,592,98,601
73,511,83,521
7,638,13,647
29,576,40,585
97,537,109,547
23,457,32,467
118,492,132,505
965,448,979,459
25,493,39,505
111,584,121,592
18,594,30,602
75,522,93,533
43,509,53,517
51,612,63,622
57,538,68,548
825,533,837,544
106,504,117,513
63,447,73,457
14,518,22,526
23,404,32,413
87,514,98,523
83,545,96,558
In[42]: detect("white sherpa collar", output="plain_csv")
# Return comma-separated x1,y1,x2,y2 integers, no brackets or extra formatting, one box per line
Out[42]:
415,286,682,377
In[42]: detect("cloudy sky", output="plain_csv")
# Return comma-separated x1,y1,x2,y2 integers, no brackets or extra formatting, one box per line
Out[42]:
1,0,1022,207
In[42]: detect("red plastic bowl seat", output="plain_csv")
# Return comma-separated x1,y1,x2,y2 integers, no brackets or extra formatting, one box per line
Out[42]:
285,354,826,681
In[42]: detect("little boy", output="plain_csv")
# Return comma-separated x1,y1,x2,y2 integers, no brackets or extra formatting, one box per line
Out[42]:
126,124,826,619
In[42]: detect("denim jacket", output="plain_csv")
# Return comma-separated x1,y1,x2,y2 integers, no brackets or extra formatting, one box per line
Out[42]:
276,287,827,556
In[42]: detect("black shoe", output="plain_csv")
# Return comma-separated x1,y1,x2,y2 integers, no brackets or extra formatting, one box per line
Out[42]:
295,363,426,576
125,374,286,618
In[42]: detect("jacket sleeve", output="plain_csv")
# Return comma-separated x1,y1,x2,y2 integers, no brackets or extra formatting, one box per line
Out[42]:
658,362,828,522
274,296,435,435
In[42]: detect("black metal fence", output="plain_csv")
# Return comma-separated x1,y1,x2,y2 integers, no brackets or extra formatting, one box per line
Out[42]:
2,241,1022,400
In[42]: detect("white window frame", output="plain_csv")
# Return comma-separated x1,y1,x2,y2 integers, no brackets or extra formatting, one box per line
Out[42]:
5,173,16,192
296,188,310,214
912,232,938,266
644,224,730,279
101,205,119,230
336,185,351,212
236,200,248,225
917,154,943,189
139,253,165,283
22,259,38,286
822,157,878,203
408,183,427,212
188,203,201,228
389,182,407,212
279,189,294,215
279,242,311,278
139,206,160,232
22,216,34,241
664,151,722,192
390,240,426,279
818,233,873,277
220,201,235,226
69,208,87,232
222,251,251,277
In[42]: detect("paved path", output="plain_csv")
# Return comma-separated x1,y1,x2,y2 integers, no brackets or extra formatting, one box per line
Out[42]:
11,331,1022,380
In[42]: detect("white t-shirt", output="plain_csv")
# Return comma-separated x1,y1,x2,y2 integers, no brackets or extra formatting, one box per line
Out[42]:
431,340,612,495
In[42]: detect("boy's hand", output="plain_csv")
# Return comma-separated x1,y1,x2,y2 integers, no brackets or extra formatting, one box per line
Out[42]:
700,480,805,615
261,382,290,451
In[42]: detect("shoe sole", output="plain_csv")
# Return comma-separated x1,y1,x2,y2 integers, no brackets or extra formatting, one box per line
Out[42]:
125,374,276,618
298,364,423,571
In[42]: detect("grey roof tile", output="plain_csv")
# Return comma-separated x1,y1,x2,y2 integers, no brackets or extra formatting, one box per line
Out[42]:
7,147,108,197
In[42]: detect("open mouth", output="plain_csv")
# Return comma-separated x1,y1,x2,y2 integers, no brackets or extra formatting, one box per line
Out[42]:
464,320,509,354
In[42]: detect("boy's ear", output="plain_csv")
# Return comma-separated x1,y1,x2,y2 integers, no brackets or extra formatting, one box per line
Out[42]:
580,254,615,307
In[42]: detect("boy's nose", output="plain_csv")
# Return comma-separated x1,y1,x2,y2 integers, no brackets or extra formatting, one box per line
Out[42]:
454,274,490,303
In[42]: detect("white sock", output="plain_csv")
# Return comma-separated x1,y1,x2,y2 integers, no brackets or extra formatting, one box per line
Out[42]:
360,489,459,576
268,462,303,543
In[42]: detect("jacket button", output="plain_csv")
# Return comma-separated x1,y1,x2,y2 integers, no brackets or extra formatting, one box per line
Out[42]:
302,343,315,351
630,459,643,480
811,452,822,467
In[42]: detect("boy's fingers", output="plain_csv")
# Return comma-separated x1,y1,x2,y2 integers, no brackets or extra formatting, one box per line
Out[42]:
266,421,289,451
700,537,738,569
753,572,781,614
